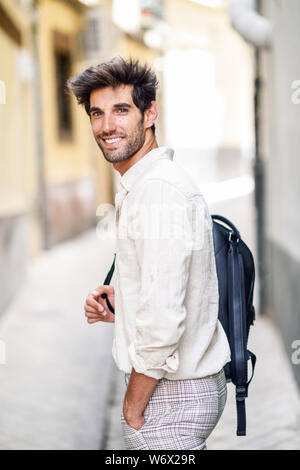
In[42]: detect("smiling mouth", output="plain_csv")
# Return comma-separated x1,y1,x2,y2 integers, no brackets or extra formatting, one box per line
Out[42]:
105,138,122,144
101,136,125,146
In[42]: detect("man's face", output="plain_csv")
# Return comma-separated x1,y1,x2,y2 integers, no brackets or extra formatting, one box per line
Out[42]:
89,85,146,163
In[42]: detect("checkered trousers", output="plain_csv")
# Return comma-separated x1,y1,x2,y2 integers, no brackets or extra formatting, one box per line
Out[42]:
121,368,227,450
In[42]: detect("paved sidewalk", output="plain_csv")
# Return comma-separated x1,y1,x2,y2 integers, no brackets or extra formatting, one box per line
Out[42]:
105,314,300,450
0,229,116,450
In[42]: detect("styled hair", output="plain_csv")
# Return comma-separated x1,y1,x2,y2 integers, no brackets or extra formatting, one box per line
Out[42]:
67,57,158,133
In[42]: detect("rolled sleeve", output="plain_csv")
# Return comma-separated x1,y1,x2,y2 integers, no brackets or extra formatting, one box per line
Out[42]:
127,179,198,379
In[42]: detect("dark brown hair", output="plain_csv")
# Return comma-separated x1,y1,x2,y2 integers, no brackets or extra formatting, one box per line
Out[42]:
67,57,158,133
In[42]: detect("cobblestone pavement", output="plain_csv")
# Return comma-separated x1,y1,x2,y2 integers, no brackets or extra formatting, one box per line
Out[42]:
0,230,116,450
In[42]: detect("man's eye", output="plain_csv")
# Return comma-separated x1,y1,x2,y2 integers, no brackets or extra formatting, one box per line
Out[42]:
117,108,127,113
91,111,101,117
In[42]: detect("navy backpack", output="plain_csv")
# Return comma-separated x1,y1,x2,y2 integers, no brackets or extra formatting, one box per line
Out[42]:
210,214,256,436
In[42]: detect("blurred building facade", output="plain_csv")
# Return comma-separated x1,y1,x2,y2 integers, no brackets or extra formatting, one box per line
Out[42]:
0,0,37,313
160,0,254,175
0,0,166,315
35,0,108,249
258,0,300,389
228,0,300,390
0,0,117,313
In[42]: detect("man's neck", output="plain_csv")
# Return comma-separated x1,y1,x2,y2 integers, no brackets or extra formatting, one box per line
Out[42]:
112,132,159,177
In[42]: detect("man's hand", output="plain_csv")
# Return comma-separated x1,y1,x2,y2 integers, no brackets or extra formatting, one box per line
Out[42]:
84,285,115,324
123,368,158,430
123,405,145,431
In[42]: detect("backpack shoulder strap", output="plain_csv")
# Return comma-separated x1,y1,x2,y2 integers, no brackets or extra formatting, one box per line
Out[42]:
101,253,116,314
227,238,248,436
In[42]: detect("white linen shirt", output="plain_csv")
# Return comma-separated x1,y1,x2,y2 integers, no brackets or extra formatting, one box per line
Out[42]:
112,146,231,380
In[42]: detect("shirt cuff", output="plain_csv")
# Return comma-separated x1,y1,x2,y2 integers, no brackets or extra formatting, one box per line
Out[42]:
128,343,179,380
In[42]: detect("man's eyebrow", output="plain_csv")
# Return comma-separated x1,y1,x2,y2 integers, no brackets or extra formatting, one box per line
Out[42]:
89,106,101,114
113,103,132,108
89,103,132,115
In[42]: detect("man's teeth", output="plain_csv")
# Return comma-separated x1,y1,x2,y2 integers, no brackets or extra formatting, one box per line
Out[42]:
105,138,122,144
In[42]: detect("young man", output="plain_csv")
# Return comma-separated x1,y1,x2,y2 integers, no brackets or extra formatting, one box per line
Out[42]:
68,57,231,450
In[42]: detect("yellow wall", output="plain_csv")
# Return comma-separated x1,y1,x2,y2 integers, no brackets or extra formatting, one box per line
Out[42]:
0,0,116,259
37,0,115,207
0,0,36,217
38,0,92,184
0,28,26,215
0,0,42,256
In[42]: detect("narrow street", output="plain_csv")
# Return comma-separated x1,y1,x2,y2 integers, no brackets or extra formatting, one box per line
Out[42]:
1,0,300,454
0,231,116,450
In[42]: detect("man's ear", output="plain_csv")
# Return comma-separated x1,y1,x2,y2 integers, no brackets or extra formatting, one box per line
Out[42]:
144,101,158,130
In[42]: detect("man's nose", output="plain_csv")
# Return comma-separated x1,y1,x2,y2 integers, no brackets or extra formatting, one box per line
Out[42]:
102,113,116,134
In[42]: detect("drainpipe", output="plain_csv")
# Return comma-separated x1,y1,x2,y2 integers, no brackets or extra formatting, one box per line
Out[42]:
253,45,267,315
228,0,272,48
31,1,50,250
228,0,272,315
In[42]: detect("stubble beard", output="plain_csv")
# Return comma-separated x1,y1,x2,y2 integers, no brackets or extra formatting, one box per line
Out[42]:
97,118,146,164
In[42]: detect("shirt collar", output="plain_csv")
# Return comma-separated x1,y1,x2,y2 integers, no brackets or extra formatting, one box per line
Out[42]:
119,146,174,192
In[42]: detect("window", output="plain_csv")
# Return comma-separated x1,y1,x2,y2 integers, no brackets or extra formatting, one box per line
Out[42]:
83,16,102,56
54,32,73,140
